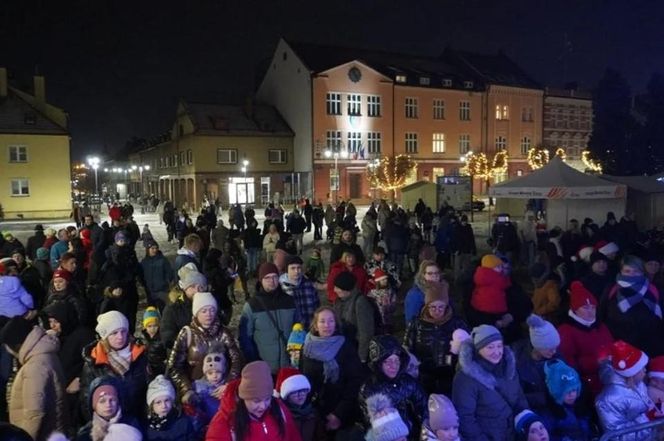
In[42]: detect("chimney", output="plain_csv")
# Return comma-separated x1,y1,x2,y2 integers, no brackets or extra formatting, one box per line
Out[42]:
0,68,7,97
33,75,46,108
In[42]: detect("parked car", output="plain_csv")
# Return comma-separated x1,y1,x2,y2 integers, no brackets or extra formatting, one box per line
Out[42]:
462,197,486,212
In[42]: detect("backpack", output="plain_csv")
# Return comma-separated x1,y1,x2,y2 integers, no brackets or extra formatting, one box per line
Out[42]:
352,292,385,335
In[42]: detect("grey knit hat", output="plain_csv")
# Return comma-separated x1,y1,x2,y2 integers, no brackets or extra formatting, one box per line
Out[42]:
471,324,502,350
527,314,560,350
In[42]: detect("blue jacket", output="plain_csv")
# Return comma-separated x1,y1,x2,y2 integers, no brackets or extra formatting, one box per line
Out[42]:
50,240,68,269
141,252,174,294
145,411,195,441
0,276,33,317
404,283,425,324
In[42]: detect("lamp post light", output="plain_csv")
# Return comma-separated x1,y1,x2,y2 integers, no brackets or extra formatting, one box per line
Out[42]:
460,151,474,222
242,159,249,179
325,148,348,204
87,156,100,196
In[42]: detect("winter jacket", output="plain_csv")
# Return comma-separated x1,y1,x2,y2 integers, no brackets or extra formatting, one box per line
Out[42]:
8,326,67,441
541,401,592,441
210,225,230,251
470,267,511,315
595,362,656,441
359,335,428,436
384,222,409,255
80,340,149,421
161,293,193,348
242,227,262,249
0,275,34,317
451,222,477,255
288,216,306,234
206,395,302,441
532,280,561,322
329,242,365,266
404,282,427,325
403,312,469,393
166,318,242,397
601,282,664,356
452,340,528,441
174,248,201,274
239,287,297,373
145,410,195,441
511,339,561,414
279,274,320,329
326,261,369,303
44,286,89,327
25,232,45,260
300,337,366,427
141,252,175,296
50,240,69,269
75,412,141,441
138,329,168,380
333,291,376,363
362,216,378,241
558,314,614,397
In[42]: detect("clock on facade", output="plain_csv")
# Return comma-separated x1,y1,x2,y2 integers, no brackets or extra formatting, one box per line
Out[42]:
348,67,362,83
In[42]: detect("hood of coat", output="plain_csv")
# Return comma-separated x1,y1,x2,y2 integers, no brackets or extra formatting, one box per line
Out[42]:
279,272,302,289
457,339,516,390
18,326,60,364
367,335,410,376
43,300,79,336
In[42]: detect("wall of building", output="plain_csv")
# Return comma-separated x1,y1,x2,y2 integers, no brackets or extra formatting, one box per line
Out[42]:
0,134,71,219
543,94,592,159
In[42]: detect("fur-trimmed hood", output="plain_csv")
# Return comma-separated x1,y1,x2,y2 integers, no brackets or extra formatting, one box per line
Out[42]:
457,339,517,390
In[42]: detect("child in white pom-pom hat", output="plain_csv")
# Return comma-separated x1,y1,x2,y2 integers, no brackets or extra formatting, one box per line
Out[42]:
145,374,194,441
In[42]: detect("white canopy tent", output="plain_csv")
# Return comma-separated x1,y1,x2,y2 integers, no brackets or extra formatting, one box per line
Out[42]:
490,157,627,228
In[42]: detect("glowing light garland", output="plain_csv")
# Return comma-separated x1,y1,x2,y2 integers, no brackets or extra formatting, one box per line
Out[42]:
554,147,567,161
461,151,509,179
366,154,417,191
581,150,603,173
527,147,550,170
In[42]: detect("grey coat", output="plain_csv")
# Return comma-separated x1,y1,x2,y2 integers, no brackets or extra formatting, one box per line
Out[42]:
451,340,527,441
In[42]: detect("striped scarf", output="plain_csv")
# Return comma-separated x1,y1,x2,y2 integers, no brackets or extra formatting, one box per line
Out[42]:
616,274,662,318
103,341,131,376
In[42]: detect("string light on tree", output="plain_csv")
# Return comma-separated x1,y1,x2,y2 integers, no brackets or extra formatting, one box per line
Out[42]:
366,154,417,197
582,150,603,173
491,150,509,177
527,147,550,170
461,151,490,179
554,147,567,161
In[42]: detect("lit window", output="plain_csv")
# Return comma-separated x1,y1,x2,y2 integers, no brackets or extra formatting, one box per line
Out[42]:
432,133,446,153
396,74,407,83
496,104,509,120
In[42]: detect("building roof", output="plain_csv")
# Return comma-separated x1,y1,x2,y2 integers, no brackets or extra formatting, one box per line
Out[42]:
544,87,592,100
441,48,541,89
285,39,481,91
601,175,664,194
182,101,293,137
0,89,68,135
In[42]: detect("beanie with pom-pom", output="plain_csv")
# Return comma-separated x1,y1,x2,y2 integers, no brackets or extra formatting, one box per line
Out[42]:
527,314,560,350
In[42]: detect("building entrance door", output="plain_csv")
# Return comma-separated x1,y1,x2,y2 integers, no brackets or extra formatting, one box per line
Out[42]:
349,173,362,199
228,177,255,205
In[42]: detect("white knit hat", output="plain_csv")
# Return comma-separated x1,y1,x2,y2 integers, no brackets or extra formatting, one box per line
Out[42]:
104,423,142,441
95,311,129,339
192,292,217,315
146,374,176,406
599,242,619,256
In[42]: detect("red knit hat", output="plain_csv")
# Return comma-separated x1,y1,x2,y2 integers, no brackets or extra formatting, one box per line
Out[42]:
569,281,598,311
593,240,608,252
611,340,649,377
52,268,72,282
275,367,310,400
649,356,664,380
372,268,388,283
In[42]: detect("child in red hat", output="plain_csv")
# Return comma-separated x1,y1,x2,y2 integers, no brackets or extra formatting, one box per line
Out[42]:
275,367,320,441
367,268,396,333
648,356,664,410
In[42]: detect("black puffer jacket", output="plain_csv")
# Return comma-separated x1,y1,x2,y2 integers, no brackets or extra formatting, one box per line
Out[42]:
358,335,428,438
161,293,193,348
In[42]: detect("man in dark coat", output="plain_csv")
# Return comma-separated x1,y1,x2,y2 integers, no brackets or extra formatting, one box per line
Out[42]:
25,224,45,261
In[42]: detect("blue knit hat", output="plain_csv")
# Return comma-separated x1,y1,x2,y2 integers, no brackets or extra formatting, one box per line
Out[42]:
544,359,581,405
514,410,544,440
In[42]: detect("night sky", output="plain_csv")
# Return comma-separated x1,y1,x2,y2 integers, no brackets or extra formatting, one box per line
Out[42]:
1,0,662,159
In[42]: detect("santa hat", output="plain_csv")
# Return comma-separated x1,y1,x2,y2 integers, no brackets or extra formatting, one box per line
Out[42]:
569,281,598,311
52,268,72,282
572,245,594,263
611,340,649,378
275,367,310,399
373,268,388,283
598,241,619,256
649,356,664,380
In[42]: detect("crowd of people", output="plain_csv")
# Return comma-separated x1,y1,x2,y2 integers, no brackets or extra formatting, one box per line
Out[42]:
1,196,664,441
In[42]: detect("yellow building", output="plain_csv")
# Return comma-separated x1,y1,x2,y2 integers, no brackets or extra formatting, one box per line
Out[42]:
0,68,71,219
131,100,294,209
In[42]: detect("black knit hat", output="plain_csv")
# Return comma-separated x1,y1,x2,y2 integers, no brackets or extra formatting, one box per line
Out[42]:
0,317,35,351
334,271,356,291
590,251,608,266
284,254,303,267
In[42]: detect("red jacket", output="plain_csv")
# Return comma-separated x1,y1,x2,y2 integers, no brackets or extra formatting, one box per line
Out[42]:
109,206,122,222
558,315,614,398
470,266,511,314
205,384,302,441
326,261,369,303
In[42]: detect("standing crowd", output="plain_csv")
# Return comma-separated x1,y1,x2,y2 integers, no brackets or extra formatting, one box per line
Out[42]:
1,197,664,441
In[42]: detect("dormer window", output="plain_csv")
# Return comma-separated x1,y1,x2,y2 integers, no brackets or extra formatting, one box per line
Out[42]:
464,81,474,89
419,76,430,86
442,79,453,87
395,74,407,83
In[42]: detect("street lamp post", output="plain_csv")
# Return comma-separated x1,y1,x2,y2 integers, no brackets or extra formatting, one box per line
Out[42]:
460,151,474,222
87,156,100,196
324,148,348,204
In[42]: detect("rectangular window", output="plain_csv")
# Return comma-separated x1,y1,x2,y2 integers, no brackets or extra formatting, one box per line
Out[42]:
433,99,445,120
10,178,29,196
326,93,341,115
496,104,509,120
433,167,446,179
458,134,470,154
347,132,362,153
216,149,237,164
520,136,531,156
367,132,382,154
464,81,474,89
405,97,418,119
442,79,452,87
395,74,407,83
367,95,381,117
522,106,534,122
432,133,446,153
459,101,471,121
347,94,361,116
496,136,507,151
419,76,430,86
8,145,28,162
405,132,418,153
326,130,342,149
268,149,287,164
187,150,193,164
179,151,185,165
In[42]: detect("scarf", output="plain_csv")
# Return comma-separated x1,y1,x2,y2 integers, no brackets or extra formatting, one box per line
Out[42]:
104,342,131,376
616,274,662,318
148,409,175,431
91,408,122,441
568,309,595,327
287,401,315,419
303,333,345,384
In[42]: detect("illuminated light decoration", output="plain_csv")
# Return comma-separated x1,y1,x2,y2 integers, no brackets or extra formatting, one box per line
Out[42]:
527,147,550,170
366,154,417,193
554,147,567,161
581,150,603,173
461,151,491,179
491,150,509,177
